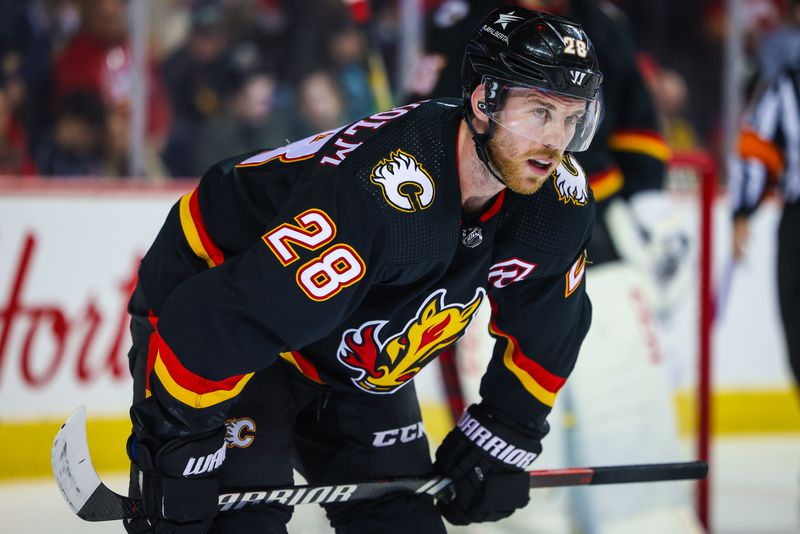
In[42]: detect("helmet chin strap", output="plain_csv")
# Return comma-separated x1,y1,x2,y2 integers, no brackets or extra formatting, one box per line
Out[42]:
464,103,507,187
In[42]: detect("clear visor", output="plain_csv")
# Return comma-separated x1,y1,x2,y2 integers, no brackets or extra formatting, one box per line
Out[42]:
486,82,601,152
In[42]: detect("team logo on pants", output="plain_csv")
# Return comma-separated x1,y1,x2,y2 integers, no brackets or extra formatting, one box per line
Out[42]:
337,288,484,393
225,418,256,449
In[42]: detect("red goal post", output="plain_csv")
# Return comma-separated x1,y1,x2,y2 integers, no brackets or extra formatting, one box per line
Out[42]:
667,150,718,531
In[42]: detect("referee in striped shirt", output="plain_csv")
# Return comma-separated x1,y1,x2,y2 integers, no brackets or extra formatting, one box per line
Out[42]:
730,64,800,391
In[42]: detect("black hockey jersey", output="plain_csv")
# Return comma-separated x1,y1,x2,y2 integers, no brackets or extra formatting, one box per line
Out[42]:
134,99,594,439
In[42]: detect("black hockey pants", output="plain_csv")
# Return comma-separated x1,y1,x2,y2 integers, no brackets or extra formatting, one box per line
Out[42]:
778,203,800,390
125,286,446,534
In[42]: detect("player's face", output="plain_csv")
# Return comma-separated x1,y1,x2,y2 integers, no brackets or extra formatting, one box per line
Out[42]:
487,88,586,195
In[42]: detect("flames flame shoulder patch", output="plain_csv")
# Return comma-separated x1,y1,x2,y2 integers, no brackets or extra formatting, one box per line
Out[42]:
553,154,589,206
370,150,435,212
337,288,485,394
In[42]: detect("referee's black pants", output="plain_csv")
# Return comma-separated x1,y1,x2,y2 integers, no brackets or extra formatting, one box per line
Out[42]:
778,202,800,390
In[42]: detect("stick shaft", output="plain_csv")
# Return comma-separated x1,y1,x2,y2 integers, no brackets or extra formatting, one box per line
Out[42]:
54,407,707,522
184,462,711,518
530,461,708,488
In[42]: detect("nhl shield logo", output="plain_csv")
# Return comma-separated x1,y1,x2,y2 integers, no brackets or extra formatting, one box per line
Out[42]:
461,226,483,248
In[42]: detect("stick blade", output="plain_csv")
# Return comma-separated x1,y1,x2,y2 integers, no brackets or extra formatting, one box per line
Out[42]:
51,406,141,522
52,406,103,515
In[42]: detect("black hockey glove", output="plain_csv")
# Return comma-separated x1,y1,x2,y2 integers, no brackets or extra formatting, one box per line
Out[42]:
434,404,543,525
126,426,227,534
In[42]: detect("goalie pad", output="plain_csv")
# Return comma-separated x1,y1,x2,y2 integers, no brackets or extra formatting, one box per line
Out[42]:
561,261,702,533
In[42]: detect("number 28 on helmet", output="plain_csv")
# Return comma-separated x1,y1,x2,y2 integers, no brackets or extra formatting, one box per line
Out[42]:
462,7,604,153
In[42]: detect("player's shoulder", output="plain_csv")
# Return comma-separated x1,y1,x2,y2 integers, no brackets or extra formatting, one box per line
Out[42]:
212,101,464,263
529,153,594,215
499,153,594,256
551,153,593,210
327,100,459,202
316,99,459,175
334,100,464,262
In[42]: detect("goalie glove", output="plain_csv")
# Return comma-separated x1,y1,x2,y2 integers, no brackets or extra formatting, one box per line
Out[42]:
125,425,227,534
434,404,544,525
605,192,693,314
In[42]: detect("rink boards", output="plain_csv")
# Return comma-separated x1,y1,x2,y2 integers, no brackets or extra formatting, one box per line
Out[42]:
0,180,797,480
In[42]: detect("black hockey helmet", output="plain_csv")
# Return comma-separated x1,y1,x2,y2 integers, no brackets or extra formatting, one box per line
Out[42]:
462,7,603,155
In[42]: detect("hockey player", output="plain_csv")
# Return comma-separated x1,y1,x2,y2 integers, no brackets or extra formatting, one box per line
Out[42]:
414,3,695,533
409,0,670,266
123,7,601,533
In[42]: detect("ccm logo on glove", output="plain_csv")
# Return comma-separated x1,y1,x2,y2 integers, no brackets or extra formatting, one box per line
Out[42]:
182,442,227,476
457,411,538,469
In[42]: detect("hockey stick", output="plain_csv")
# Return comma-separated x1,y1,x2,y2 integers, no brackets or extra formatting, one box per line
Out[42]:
713,255,736,321
52,406,708,522
436,347,466,424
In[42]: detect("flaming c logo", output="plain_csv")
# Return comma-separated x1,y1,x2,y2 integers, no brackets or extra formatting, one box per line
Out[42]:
370,150,435,212
337,288,485,394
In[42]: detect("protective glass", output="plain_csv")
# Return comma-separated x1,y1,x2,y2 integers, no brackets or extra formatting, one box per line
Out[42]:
486,79,602,152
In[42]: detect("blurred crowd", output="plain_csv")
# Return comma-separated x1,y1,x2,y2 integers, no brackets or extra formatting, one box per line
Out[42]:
0,0,795,181
0,0,399,179
622,0,800,160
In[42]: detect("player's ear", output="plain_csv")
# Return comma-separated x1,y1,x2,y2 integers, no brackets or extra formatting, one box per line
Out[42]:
470,84,490,131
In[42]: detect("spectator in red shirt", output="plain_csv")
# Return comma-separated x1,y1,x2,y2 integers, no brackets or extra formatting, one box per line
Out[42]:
52,0,172,157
